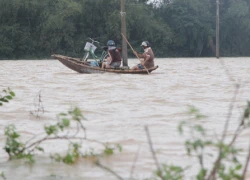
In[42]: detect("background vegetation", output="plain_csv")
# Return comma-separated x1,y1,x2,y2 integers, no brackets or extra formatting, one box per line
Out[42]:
0,0,250,59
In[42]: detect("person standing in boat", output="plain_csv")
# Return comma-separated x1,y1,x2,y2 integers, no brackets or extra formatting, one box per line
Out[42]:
102,40,122,69
131,41,154,70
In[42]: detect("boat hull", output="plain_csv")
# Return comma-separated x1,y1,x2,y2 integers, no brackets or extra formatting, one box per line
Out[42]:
51,54,158,74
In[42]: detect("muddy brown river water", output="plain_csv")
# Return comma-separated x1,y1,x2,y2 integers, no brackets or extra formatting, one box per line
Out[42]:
0,58,250,179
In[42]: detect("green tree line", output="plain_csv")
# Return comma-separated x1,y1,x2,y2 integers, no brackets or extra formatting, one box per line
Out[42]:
0,0,250,59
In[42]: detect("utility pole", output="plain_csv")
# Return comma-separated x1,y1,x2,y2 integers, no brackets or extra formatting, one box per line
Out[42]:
216,0,220,58
121,0,128,66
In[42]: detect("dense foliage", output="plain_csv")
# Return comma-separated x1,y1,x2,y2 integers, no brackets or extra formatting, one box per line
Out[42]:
0,0,250,59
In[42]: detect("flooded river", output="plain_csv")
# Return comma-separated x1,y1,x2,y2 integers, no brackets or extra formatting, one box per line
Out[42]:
0,58,250,179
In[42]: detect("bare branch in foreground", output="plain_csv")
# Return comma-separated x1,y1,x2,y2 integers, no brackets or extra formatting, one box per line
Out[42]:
242,140,250,180
25,136,102,151
207,84,240,180
95,160,124,180
130,145,141,179
145,125,164,179
221,84,240,142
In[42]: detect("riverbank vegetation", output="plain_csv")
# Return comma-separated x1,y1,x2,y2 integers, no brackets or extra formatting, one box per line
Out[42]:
1,0,250,59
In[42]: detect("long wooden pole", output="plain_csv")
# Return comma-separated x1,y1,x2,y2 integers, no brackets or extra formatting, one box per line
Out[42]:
216,0,220,58
121,33,149,74
121,0,128,66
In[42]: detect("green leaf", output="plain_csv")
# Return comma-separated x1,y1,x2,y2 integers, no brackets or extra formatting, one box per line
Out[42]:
11,132,20,139
59,113,67,116
44,125,58,135
195,114,207,119
1,98,8,103
51,153,62,162
62,118,70,127
244,108,249,118
196,168,207,180
188,105,199,114
26,154,35,164
104,147,114,155
36,147,44,152
63,154,74,164
9,91,15,97
0,171,6,180
6,95,13,100
116,144,122,152
194,125,205,135
178,121,186,134
235,164,242,170
204,140,213,146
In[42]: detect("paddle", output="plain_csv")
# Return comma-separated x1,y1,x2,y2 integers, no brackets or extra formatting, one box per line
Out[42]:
121,33,150,74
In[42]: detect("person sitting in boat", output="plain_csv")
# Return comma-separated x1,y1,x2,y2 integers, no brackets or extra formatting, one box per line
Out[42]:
131,41,155,70
102,40,122,69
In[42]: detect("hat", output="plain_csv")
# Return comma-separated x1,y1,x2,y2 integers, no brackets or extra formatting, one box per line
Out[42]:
107,40,115,46
140,41,150,47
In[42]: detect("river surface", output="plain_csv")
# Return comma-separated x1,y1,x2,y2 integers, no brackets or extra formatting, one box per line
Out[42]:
0,58,250,180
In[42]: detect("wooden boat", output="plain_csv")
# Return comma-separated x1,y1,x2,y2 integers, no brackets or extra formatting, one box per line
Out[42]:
51,54,158,74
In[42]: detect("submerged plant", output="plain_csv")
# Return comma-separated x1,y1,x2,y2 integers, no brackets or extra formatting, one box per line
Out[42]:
0,88,15,106
154,164,184,180
141,103,250,180
0,171,6,180
177,104,250,180
30,90,44,119
3,106,122,164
